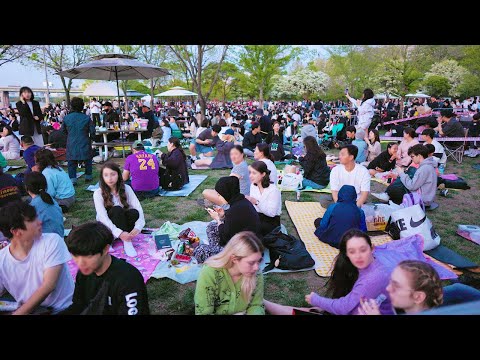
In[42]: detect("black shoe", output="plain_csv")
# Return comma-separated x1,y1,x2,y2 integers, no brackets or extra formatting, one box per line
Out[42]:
60,205,68,213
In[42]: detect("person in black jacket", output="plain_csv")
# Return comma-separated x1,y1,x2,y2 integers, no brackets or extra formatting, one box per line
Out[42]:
102,101,120,142
159,137,189,190
16,86,45,146
242,122,263,157
46,125,67,149
367,142,399,176
193,176,261,263
60,221,149,315
299,136,330,189
266,121,285,161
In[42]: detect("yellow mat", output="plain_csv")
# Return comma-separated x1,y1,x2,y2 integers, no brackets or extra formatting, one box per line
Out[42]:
285,201,392,277
371,177,390,186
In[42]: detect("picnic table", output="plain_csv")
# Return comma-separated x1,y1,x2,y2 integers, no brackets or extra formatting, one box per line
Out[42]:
94,128,148,162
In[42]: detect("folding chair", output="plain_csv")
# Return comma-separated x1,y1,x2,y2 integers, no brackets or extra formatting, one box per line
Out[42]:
443,128,468,164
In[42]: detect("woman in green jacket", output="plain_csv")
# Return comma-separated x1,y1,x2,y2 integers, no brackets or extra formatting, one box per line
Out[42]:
194,231,265,315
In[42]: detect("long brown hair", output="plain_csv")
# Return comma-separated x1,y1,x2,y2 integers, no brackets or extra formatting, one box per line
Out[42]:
99,162,129,210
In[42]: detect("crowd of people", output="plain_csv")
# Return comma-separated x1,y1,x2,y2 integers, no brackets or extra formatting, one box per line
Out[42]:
0,85,479,315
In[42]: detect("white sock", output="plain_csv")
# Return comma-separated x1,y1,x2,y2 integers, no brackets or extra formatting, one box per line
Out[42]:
123,241,137,257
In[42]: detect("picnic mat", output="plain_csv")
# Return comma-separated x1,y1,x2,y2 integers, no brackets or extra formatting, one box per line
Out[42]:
86,182,100,192
371,177,390,186
158,175,207,197
457,228,480,246
67,233,161,284
285,201,457,278
3,165,24,171
424,244,478,269
190,163,211,170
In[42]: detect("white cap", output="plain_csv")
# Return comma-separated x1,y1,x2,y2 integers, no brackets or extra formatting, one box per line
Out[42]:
142,100,151,109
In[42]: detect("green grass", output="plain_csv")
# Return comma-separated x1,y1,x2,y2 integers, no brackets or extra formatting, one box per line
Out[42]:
8,145,480,314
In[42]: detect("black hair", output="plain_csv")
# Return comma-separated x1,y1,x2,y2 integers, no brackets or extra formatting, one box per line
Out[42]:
161,118,171,128
250,160,271,188
251,122,260,130
212,124,222,133
232,144,244,155
19,86,34,101
369,129,380,144
440,109,455,118
424,143,435,155
21,135,34,145
340,144,358,159
256,143,274,162
303,135,325,159
0,124,20,143
0,201,37,239
473,113,480,121
387,142,398,151
408,144,429,159
66,221,114,256
24,172,54,205
326,229,373,298
345,125,356,133
34,148,62,172
421,128,436,139
361,88,374,104
169,137,186,160
70,97,84,113
403,127,416,139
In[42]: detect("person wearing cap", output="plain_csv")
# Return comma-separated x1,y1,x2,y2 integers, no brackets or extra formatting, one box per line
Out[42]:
102,101,119,127
122,140,159,199
141,101,158,139
242,122,263,158
437,109,465,148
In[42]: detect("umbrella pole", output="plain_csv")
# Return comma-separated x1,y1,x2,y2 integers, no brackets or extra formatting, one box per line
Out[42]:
114,66,126,159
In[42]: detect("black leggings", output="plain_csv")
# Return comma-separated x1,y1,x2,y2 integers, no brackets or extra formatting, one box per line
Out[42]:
108,206,139,233
259,213,281,236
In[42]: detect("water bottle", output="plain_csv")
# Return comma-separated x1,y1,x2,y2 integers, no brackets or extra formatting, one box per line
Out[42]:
296,189,301,201
438,163,445,175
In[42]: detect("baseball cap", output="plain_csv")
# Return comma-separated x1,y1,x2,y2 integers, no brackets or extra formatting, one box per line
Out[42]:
132,140,145,150
142,100,151,109
103,101,113,107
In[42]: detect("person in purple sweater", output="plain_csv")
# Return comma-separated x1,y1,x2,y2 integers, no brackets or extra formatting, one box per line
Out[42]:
264,229,394,315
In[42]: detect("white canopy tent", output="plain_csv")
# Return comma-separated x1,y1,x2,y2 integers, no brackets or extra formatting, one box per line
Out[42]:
374,93,400,100
405,92,430,98
83,82,125,97
156,86,198,97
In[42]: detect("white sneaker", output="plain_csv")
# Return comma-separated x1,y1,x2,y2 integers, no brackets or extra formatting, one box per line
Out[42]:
371,192,390,202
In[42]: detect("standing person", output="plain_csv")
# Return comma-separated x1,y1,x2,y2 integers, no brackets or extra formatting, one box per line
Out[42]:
253,143,278,184
24,172,64,238
0,124,21,160
93,162,145,257
60,222,150,315
16,86,45,147
89,98,101,127
194,231,265,315
396,127,419,168
330,144,370,207
245,161,282,236
61,97,95,185
242,122,263,158
364,129,381,164
159,137,189,191
264,229,394,315
34,149,76,212
122,140,160,199
299,136,330,190
346,88,375,133
0,201,74,315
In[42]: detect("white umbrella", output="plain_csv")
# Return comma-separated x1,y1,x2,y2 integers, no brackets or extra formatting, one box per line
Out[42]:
156,86,197,97
83,82,125,97
405,92,430,98
374,93,400,100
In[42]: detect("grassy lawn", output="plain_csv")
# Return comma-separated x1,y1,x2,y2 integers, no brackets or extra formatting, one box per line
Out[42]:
7,145,480,314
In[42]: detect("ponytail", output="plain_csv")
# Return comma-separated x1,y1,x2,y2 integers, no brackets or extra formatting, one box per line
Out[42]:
24,171,54,205
39,188,54,205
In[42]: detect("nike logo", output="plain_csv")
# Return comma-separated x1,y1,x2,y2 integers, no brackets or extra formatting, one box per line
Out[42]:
410,214,427,228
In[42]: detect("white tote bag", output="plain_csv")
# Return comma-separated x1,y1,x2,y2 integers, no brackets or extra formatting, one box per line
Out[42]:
390,204,441,251
278,173,303,191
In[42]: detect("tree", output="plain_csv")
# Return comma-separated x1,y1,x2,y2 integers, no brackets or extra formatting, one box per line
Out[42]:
168,45,229,119
271,69,329,100
422,75,451,97
0,45,37,67
236,45,300,105
203,61,240,102
425,59,469,97
136,45,170,105
27,45,89,108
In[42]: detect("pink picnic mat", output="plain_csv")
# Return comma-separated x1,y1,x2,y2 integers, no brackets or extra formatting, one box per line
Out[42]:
67,233,160,283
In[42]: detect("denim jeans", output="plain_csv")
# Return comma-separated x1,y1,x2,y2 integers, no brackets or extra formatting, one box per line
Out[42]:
302,178,327,190
68,159,93,183
442,283,480,306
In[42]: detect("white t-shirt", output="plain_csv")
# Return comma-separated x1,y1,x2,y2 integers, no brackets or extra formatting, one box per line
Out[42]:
250,183,282,217
0,233,74,311
259,158,278,185
430,139,447,165
330,163,371,199
89,101,101,114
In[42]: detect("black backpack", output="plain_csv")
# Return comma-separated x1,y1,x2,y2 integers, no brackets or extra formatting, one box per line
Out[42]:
262,226,315,272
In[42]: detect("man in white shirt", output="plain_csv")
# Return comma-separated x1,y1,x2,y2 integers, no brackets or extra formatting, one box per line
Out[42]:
89,97,101,126
0,201,74,314
329,144,370,207
421,128,446,166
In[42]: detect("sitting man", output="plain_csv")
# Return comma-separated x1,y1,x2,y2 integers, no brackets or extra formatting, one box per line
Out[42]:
334,125,356,148
329,144,370,207
122,141,160,199
242,122,263,157
189,124,221,159
60,221,149,315
14,135,41,194
0,201,74,314
46,124,67,149
421,128,446,168
436,109,465,149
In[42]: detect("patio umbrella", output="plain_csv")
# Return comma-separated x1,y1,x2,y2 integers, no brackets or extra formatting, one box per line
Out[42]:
83,82,125,97
156,86,198,97
57,53,170,108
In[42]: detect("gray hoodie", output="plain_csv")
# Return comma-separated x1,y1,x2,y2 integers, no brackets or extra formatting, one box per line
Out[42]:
399,156,438,206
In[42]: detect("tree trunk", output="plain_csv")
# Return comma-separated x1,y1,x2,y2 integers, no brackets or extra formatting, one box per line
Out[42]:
399,96,405,119
199,96,206,121
150,78,155,110
259,87,264,108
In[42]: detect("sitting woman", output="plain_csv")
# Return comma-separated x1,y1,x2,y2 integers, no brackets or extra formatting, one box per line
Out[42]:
194,231,265,315
160,118,172,146
34,149,76,212
1,124,21,160
193,134,235,169
396,127,419,168
254,143,278,184
24,171,64,237
367,142,399,176
159,137,189,191
299,135,330,190
364,129,381,165
264,229,394,315
193,176,260,263
358,260,443,315
266,121,285,161
93,162,145,257
314,185,367,248
245,161,282,237
182,116,198,139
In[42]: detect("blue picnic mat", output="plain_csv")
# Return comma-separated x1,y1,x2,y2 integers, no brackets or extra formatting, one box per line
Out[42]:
158,175,208,197
424,245,478,269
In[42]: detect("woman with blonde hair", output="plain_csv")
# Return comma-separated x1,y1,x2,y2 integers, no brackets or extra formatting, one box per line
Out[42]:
194,231,265,315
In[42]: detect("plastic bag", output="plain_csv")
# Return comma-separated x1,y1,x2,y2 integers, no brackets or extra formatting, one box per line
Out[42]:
362,203,397,231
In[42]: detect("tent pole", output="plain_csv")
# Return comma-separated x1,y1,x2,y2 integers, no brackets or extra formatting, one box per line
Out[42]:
114,66,125,159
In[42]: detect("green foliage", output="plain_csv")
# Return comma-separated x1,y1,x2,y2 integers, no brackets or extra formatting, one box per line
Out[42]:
425,59,469,97
422,75,451,97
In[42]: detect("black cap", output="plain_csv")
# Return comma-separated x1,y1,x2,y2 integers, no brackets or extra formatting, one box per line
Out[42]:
103,101,113,108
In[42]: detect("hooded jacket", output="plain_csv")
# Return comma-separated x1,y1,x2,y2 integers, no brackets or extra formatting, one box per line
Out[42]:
347,96,375,130
399,156,437,206
314,185,367,248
